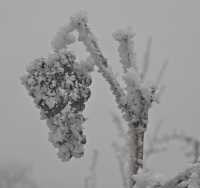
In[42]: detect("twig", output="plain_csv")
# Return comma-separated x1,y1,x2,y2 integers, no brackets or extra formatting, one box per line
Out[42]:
84,150,98,188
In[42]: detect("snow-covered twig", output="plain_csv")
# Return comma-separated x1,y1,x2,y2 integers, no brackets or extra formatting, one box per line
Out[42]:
112,27,160,186
132,158,200,188
162,158,200,188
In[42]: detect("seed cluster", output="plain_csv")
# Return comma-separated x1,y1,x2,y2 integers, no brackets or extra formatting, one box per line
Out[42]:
20,48,92,161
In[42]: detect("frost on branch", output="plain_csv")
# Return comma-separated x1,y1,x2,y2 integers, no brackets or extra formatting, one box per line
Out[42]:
20,48,92,161
52,9,127,115
112,26,160,187
132,158,200,188
132,168,166,188
112,26,137,72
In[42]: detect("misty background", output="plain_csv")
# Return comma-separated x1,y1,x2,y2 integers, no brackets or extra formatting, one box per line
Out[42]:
0,0,200,188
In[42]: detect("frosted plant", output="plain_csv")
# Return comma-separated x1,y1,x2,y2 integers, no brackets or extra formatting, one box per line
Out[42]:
20,9,159,187
20,9,200,188
20,47,93,161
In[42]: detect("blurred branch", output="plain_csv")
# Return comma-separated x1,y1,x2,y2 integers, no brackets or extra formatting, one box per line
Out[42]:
158,130,200,163
0,162,39,188
144,120,167,169
141,38,168,98
155,60,169,85
84,150,98,188
112,143,128,188
158,85,166,97
110,113,128,188
110,112,128,141
141,37,152,82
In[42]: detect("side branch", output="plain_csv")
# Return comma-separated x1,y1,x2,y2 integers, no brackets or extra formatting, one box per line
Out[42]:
162,161,200,188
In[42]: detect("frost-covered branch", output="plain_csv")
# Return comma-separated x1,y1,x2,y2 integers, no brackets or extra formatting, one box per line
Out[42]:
110,36,167,185
162,158,200,188
52,10,127,111
112,26,159,187
132,158,200,188
112,26,138,73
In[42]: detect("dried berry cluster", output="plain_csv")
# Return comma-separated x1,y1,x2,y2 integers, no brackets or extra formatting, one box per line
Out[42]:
20,48,92,161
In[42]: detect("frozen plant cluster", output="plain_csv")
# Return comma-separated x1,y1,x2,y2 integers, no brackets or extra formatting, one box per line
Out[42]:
21,9,168,188
51,11,159,177
20,48,93,161
20,9,200,188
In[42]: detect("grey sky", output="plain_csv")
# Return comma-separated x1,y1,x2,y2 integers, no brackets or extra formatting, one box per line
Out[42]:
0,1,200,188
